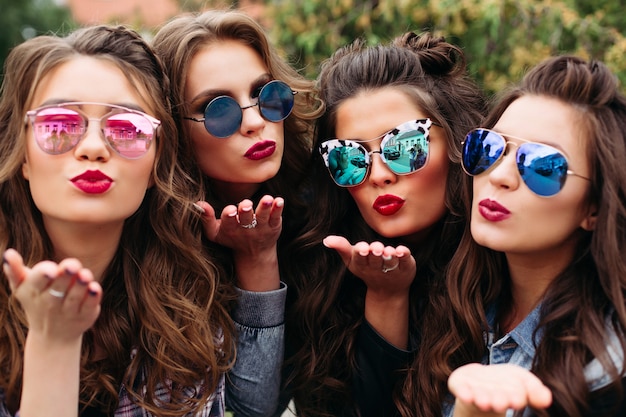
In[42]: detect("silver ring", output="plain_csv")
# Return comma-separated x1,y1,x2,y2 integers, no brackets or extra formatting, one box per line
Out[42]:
382,263,399,273
240,217,257,229
48,288,66,298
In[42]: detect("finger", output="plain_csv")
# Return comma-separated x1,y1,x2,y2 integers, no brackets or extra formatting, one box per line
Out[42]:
369,241,385,258
80,281,103,317
219,205,240,232
254,196,275,225
380,245,401,273
196,201,220,241
64,268,95,311
352,241,372,270
395,246,416,273
3,248,28,291
237,200,255,228
45,260,82,300
322,235,353,266
523,372,552,409
268,197,284,228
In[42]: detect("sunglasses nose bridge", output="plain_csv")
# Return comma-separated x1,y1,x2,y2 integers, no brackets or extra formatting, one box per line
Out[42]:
72,116,111,157
367,150,397,184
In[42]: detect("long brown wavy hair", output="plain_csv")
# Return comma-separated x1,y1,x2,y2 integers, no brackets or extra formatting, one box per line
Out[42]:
415,56,626,417
280,32,487,416
0,25,235,416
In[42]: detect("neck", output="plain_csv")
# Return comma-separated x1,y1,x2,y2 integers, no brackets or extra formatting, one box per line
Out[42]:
44,219,123,281
209,180,263,206
501,237,580,332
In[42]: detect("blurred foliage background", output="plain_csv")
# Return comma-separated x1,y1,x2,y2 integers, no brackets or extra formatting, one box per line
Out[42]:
1,0,625,95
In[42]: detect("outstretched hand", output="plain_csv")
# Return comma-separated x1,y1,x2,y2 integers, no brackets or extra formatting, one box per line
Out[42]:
323,235,415,297
448,363,552,417
196,195,284,291
3,248,102,343
196,195,283,256
323,235,416,348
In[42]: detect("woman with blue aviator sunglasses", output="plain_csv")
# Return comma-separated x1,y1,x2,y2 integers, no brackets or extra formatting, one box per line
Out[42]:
153,10,322,416
414,56,626,417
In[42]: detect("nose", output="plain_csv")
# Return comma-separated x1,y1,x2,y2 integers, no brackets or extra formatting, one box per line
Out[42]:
73,118,111,161
367,152,397,187
487,144,520,192
239,102,266,136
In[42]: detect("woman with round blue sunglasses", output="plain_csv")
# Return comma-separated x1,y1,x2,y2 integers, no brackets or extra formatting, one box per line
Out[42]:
414,56,626,417
153,10,323,416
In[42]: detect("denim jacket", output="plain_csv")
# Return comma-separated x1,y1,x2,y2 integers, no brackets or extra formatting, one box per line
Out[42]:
227,283,287,417
445,303,625,417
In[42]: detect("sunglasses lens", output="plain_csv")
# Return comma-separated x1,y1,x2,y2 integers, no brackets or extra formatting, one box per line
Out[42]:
31,108,85,154
517,143,568,196
321,142,367,187
259,81,294,122
462,129,505,175
104,113,155,159
204,97,242,138
382,129,429,175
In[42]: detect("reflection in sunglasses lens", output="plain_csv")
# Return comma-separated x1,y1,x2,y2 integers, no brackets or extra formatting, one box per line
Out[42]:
517,143,568,197
104,113,154,159
327,146,367,186
259,81,295,122
204,98,243,138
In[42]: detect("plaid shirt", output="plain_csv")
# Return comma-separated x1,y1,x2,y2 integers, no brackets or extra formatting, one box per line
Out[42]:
2,371,225,417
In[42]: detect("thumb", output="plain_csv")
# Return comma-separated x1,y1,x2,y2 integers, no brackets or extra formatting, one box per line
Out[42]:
323,235,353,266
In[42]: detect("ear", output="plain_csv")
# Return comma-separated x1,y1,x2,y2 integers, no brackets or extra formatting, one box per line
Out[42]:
21,160,30,180
580,205,598,231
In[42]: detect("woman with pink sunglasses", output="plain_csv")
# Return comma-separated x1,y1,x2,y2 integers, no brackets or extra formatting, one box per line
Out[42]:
0,25,238,417
423,56,626,417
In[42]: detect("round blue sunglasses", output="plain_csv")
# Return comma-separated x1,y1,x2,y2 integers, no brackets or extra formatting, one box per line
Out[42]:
462,128,590,197
184,80,296,138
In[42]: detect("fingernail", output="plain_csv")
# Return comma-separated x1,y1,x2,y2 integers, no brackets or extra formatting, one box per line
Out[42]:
193,203,205,214
276,199,284,208
241,206,252,212
2,255,7,265
65,268,77,276
44,273,54,280
88,289,98,297
382,255,393,261
263,200,272,207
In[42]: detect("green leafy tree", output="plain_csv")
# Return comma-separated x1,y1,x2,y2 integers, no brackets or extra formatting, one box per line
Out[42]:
268,0,626,94
0,0,76,83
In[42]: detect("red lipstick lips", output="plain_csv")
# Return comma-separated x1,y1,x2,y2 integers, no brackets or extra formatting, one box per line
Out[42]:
71,170,113,194
245,140,276,160
478,198,511,221
373,194,405,216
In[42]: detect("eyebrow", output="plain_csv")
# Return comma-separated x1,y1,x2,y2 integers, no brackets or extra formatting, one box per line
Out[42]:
188,73,272,105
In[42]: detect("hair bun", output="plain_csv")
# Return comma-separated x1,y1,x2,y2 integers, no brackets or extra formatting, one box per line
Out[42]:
392,32,466,77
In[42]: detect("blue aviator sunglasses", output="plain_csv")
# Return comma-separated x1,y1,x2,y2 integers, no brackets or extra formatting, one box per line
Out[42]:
184,80,296,138
461,128,590,197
